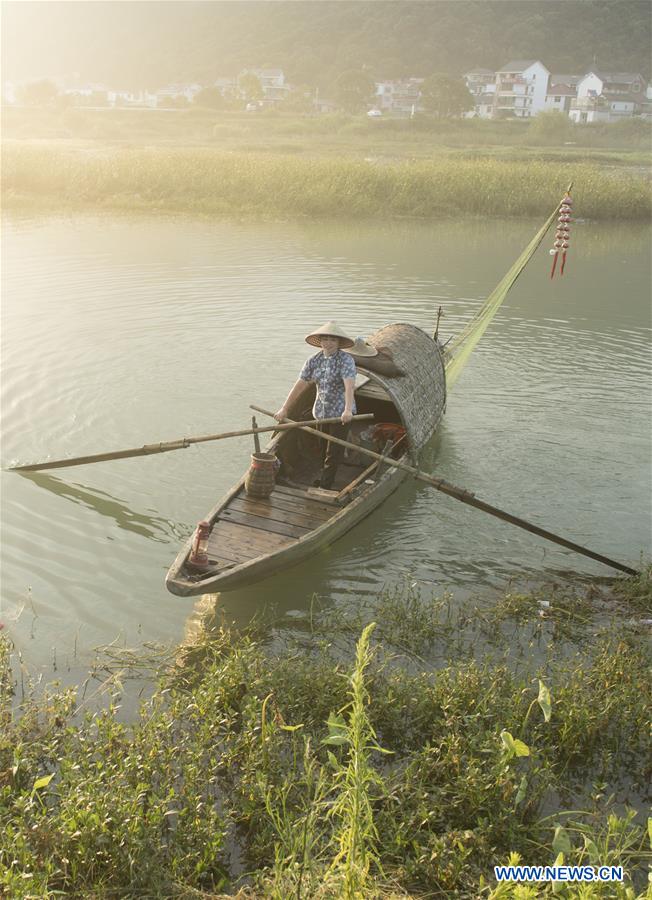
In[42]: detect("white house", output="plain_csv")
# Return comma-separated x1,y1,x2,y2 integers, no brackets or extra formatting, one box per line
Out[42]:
63,83,110,105
107,89,158,108
239,69,290,105
493,60,549,118
214,76,238,95
156,83,202,107
641,83,652,120
1,81,18,104
569,71,646,122
544,75,580,114
374,78,424,115
463,69,496,118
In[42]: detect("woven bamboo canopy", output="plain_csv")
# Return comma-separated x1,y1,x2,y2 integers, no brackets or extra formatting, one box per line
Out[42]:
359,323,446,459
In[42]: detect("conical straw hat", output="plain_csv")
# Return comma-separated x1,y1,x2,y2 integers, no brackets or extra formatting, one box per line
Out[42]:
349,336,378,358
305,320,354,349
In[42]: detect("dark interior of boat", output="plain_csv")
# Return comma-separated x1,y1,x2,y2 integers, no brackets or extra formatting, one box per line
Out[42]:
276,377,406,492
188,377,407,578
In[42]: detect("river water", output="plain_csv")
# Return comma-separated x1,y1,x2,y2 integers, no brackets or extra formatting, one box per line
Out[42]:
1,213,650,682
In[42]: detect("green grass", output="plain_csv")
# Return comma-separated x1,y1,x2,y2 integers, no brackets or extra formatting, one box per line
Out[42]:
3,142,650,221
1,571,651,898
4,106,652,162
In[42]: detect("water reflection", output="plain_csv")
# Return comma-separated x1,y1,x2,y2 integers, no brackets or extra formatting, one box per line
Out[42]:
16,471,182,543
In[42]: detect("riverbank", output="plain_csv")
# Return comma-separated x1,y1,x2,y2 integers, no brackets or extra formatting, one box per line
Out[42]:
4,107,652,162
3,142,651,221
1,570,650,898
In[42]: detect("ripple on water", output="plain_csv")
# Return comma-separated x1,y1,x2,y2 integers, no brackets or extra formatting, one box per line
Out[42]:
1,214,650,673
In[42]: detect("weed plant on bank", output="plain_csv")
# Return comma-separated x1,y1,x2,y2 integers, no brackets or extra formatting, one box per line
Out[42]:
1,572,651,898
3,142,650,221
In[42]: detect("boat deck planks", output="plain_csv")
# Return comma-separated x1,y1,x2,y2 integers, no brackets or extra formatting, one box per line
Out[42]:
207,519,291,561
218,507,312,539
205,484,338,568
229,496,329,530
244,485,333,517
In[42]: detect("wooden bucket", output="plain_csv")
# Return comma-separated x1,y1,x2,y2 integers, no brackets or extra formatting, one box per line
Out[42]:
245,452,278,498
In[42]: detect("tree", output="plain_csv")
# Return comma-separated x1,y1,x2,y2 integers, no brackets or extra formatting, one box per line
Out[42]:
420,74,473,117
282,86,315,114
333,69,375,114
526,110,575,145
16,79,58,107
193,86,225,110
167,95,190,109
239,72,264,103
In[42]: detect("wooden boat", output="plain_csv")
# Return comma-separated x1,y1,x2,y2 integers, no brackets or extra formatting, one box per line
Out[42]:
166,324,446,596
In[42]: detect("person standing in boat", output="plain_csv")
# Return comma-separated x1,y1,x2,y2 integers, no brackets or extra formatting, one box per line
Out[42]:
274,321,356,490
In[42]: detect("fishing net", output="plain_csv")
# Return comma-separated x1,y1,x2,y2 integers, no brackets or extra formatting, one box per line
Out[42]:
444,202,560,388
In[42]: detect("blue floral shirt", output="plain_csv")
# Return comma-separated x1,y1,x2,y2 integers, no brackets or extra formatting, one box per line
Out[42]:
299,350,357,419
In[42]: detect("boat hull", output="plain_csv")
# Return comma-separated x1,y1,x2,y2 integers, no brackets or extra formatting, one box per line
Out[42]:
166,461,407,596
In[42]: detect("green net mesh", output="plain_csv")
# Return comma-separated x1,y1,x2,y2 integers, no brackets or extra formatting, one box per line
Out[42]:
444,201,560,388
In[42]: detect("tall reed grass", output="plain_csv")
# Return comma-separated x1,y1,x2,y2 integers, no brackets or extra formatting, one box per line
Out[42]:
3,143,650,220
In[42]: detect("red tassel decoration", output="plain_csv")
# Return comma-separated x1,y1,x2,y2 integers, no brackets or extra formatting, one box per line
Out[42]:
548,192,573,280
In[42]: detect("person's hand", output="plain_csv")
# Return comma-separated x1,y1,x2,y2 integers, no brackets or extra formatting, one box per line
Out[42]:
341,409,353,425
274,407,288,422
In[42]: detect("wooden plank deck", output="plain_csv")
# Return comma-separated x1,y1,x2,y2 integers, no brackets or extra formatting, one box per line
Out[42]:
229,497,329,530
205,482,339,567
207,519,291,562
218,508,312,539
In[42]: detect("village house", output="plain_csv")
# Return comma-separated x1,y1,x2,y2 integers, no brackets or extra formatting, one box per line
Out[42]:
544,74,580,114
107,89,158,108
569,71,647,123
641,82,652,120
156,83,202,107
63,83,110,105
2,81,18,104
374,78,424,115
213,76,238,96
492,60,550,118
463,68,496,118
239,68,291,106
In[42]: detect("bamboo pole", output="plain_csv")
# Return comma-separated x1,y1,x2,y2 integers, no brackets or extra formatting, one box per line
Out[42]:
9,414,374,472
251,404,638,577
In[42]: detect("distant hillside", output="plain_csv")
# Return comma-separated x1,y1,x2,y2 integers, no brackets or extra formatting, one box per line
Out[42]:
2,0,650,90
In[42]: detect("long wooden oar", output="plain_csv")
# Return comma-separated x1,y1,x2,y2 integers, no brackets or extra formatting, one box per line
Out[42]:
9,414,374,473
251,404,638,577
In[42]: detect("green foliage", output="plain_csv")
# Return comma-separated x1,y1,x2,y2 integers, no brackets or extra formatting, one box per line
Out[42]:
16,80,58,107
611,562,652,612
193,86,225,109
325,623,387,897
527,110,576,145
239,72,264,102
1,575,650,897
421,74,474,117
333,69,376,113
